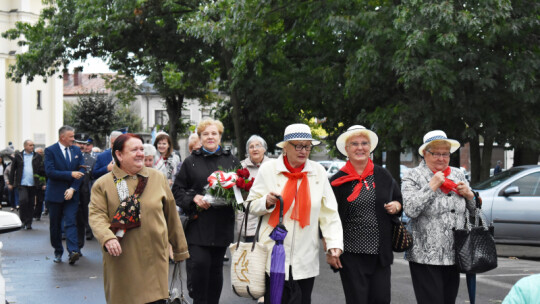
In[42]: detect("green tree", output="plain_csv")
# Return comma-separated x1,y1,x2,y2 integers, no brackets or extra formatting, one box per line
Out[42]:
64,92,143,148
65,93,118,148
3,0,215,150
394,0,539,182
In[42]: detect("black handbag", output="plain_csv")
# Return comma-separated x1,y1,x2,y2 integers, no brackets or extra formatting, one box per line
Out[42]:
391,217,413,252
389,179,413,252
453,195,498,274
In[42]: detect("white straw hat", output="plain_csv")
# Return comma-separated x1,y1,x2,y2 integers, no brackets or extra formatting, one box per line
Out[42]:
336,125,378,156
418,130,460,156
276,123,321,148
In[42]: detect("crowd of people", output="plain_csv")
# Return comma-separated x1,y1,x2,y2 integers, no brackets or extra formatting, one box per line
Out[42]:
3,120,487,304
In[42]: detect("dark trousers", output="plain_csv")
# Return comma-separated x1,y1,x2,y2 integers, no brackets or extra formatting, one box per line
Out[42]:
409,262,460,304
186,245,227,304
8,187,18,208
339,252,391,304
0,176,4,206
77,190,90,248
18,186,36,227
264,270,315,304
47,200,80,257
34,187,45,219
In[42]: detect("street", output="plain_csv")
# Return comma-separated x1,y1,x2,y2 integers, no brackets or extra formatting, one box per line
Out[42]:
1,213,539,304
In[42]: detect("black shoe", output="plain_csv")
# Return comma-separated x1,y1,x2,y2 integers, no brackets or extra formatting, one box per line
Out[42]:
86,233,94,240
34,217,41,221
26,225,32,230
68,252,80,265
62,233,66,240
53,255,62,263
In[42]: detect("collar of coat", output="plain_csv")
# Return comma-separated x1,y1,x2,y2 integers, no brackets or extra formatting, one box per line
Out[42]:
112,164,149,179
243,155,269,168
192,147,231,157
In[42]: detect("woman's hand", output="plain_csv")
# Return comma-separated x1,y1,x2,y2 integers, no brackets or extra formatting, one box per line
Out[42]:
105,238,122,256
384,201,401,215
265,192,281,209
193,194,210,210
456,181,474,200
326,248,343,269
429,171,446,192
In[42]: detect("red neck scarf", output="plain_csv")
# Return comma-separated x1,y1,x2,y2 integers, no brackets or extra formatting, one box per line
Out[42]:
331,159,374,202
268,156,311,228
436,167,460,195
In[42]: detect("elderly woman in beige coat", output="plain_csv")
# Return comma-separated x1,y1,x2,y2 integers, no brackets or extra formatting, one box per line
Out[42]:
89,133,189,304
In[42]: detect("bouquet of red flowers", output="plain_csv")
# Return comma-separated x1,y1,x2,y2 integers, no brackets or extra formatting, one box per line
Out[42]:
203,168,254,211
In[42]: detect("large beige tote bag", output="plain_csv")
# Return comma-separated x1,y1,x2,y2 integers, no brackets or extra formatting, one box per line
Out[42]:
230,202,268,299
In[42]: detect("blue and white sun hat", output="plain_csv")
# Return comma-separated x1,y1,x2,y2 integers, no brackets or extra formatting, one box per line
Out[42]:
418,130,460,156
276,123,321,148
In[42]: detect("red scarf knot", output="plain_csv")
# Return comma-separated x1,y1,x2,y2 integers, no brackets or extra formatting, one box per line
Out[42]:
268,156,311,228
331,159,374,202
435,166,460,195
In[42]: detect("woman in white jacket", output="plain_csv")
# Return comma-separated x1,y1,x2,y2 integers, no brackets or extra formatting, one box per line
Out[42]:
246,123,343,304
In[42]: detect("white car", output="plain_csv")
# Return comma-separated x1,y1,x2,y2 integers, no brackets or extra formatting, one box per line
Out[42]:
0,211,22,304
318,160,346,178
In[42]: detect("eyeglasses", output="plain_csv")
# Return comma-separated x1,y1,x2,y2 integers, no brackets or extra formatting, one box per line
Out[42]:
249,144,263,150
348,141,370,148
426,151,451,159
289,143,313,152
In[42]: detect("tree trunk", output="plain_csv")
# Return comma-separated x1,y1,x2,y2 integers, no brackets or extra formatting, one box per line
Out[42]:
386,150,401,183
165,94,184,151
513,147,539,166
469,136,481,184
230,90,244,159
480,136,494,181
372,148,383,166
222,50,244,159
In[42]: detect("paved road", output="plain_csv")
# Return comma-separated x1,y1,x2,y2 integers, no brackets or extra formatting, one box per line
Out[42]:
1,213,539,303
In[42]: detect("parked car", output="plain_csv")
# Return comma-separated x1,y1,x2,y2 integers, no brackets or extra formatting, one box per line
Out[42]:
0,210,22,303
472,165,540,245
382,164,410,179
317,160,346,178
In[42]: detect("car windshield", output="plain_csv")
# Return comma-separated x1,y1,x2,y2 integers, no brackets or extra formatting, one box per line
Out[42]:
472,167,527,190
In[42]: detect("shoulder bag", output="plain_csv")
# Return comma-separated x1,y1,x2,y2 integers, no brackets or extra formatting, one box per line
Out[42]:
230,201,268,299
167,262,190,304
453,194,498,274
389,179,413,252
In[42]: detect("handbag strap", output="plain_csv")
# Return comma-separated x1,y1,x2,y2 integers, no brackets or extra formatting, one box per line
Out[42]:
235,201,252,249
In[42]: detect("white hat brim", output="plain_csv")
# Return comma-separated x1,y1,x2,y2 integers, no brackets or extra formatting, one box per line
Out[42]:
336,127,378,156
418,139,460,156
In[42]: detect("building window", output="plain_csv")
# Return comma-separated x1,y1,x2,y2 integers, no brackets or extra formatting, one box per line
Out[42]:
155,110,168,126
37,90,42,110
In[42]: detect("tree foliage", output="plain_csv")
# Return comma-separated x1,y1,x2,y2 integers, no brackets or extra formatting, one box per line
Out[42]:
3,0,215,151
4,0,539,179
64,93,142,148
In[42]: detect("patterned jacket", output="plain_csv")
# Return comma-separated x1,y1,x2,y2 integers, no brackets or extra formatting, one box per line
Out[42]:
401,161,475,265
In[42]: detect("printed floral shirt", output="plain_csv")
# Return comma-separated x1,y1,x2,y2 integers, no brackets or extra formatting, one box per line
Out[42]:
401,161,475,265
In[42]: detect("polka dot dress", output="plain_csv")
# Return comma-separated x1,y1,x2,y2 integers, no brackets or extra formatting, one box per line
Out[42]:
342,175,380,254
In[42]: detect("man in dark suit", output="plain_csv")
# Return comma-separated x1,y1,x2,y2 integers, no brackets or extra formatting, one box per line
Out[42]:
92,130,122,180
44,126,85,265
74,133,96,245
8,139,44,229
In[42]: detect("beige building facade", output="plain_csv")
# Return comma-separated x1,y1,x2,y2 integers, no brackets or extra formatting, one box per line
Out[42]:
0,0,63,150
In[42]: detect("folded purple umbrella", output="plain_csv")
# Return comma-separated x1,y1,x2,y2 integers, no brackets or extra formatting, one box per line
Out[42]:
269,195,288,304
